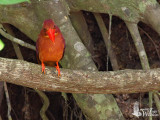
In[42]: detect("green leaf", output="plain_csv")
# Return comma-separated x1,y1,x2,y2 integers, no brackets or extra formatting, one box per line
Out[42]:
0,39,5,51
0,0,30,5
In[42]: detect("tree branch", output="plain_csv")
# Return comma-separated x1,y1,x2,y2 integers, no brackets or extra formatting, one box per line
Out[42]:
0,57,160,94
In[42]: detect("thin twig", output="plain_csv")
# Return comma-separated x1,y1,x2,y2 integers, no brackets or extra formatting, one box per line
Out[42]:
0,24,36,51
93,13,119,71
4,82,12,120
138,26,160,60
107,13,112,71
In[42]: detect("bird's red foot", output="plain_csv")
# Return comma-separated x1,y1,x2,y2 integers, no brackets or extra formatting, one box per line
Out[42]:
56,62,60,77
41,62,45,74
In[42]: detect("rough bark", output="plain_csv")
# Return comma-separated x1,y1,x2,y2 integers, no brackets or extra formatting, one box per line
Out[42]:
73,94,123,120
69,11,94,54
67,0,157,22
1,57,160,94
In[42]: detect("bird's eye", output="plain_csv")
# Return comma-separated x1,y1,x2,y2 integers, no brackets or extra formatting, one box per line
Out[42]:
43,28,47,32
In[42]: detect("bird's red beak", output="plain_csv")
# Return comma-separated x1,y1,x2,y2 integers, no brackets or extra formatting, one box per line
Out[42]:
47,28,56,43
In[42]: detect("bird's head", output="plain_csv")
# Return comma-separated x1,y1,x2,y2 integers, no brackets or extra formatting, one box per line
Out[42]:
43,19,57,43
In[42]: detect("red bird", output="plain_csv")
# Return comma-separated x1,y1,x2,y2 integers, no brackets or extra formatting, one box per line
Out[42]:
36,19,65,76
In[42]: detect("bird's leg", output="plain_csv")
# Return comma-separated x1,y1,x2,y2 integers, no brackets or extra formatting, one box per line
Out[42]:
55,62,60,76
41,62,45,73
